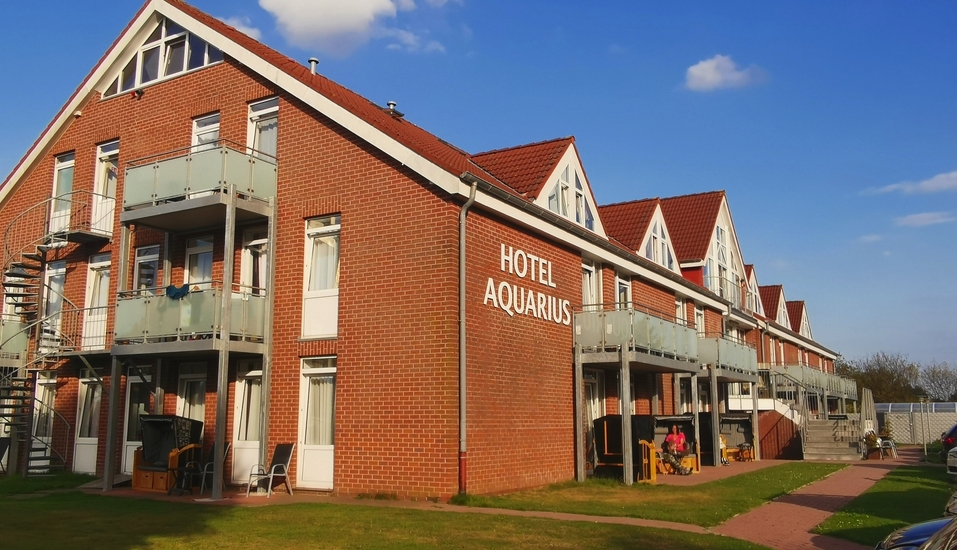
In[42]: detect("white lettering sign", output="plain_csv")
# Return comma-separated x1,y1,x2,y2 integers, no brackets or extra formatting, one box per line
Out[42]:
483,244,570,325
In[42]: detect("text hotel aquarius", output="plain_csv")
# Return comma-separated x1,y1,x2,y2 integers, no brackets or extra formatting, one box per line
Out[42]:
484,244,572,325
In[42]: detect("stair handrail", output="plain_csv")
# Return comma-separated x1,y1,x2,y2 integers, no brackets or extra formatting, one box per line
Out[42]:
771,371,811,457
28,395,72,477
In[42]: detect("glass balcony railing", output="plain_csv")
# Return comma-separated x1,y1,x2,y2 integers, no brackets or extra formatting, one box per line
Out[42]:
697,334,758,375
124,141,277,209
768,364,858,400
114,284,265,344
0,318,28,360
574,304,698,361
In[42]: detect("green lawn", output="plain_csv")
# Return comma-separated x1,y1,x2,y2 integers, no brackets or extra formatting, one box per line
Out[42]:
0,475,769,550
814,465,954,545
457,462,845,527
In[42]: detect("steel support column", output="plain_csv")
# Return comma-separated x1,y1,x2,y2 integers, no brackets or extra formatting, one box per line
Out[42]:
751,381,761,461
211,186,236,500
573,345,585,482
691,374,700,456
259,197,277,469
709,368,720,466
620,350,633,485
102,357,123,491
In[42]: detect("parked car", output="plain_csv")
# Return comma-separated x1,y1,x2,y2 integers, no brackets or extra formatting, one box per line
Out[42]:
918,516,957,549
940,424,957,461
947,448,957,476
876,517,953,550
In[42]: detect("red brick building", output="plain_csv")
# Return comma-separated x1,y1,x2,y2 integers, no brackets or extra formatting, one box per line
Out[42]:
0,0,855,498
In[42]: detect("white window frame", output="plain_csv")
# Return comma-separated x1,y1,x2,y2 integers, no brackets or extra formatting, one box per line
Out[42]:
615,274,631,310
675,297,686,324
133,245,160,294
695,305,705,337
247,97,279,159
234,360,263,443
49,153,75,237
302,215,341,338
82,253,111,350
176,363,207,428
192,113,220,152
241,227,268,296
581,261,597,311
184,236,214,290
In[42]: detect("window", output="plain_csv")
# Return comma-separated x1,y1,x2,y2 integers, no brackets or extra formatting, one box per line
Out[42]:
83,253,110,350
248,98,279,159
77,374,102,439
645,221,674,271
185,236,213,290
306,216,340,292
547,165,595,230
303,215,341,338
302,357,336,446
675,297,686,324
581,261,598,310
50,153,75,234
695,306,705,337
615,274,631,309
236,362,262,442
242,228,268,296
133,246,159,293
92,141,119,234
105,17,222,96
125,368,152,442
34,373,57,439
177,364,206,427
192,113,220,152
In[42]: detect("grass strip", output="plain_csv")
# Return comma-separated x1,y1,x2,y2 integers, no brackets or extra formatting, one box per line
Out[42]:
814,465,954,546
456,462,844,527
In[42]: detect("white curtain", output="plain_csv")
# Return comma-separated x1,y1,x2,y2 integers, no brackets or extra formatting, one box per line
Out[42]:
255,117,278,158
308,235,339,291
238,377,262,441
305,375,335,446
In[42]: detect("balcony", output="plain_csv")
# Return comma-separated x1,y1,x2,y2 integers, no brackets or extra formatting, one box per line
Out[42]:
574,304,698,372
112,283,265,356
766,363,858,401
0,318,28,366
121,141,276,232
702,275,755,314
698,333,758,381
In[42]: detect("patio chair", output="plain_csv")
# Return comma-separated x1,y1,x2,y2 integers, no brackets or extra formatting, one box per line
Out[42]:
186,442,231,495
0,437,10,473
246,443,295,498
880,438,898,459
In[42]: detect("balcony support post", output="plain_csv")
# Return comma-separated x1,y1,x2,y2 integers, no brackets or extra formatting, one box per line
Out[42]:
709,367,720,467
573,345,584,482
690,373,700,459
672,374,680,414
153,359,164,414
259,197,277,469
102,356,123,491
211,186,236,500
619,349,633,485
651,374,659,415
751,381,761,461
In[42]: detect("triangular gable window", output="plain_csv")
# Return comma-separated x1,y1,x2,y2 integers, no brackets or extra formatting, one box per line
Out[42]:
104,17,223,97
643,217,675,271
547,165,595,231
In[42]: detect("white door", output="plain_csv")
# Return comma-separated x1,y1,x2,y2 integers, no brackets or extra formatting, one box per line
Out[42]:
298,357,336,490
40,262,66,354
32,374,57,472
92,142,118,235
302,216,340,338
231,361,262,484
74,375,102,474
83,254,110,350
121,371,151,474
49,154,74,234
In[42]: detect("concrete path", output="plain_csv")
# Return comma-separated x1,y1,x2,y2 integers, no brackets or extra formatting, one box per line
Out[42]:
712,448,921,550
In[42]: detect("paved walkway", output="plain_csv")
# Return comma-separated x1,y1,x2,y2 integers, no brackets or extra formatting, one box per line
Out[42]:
85,448,924,549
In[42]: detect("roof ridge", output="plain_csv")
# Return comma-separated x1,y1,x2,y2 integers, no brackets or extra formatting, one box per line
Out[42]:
598,197,660,209
659,189,726,202
472,136,574,158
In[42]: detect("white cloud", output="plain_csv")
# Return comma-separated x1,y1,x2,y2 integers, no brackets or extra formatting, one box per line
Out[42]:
859,234,882,243
685,54,765,92
865,170,957,195
259,0,447,57
894,212,955,227
218,16,263,40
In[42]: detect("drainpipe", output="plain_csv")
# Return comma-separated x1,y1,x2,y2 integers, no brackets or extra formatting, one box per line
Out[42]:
458,181,477,494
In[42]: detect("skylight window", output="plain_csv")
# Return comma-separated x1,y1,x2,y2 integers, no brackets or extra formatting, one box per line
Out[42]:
104,18,223,97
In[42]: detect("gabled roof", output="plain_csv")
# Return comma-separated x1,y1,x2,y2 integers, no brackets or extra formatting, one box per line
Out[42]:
659,191,725,262
472,137,574,198
786,301,806,331
744,264,754,279
597,198,659,251
759,285,783,319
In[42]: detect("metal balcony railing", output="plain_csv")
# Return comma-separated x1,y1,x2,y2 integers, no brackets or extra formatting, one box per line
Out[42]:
114,283,265,344
573,303,698,361
697,332,758,375
123,140,277,209
702,275,756,313
0,318,29,361
768,363,858,400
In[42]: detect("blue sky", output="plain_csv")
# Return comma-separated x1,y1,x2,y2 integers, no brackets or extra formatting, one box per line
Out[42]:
1,1,955,364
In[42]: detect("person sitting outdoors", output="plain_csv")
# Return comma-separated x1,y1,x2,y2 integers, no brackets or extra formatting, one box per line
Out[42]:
664,424,688,456
661,440,692,475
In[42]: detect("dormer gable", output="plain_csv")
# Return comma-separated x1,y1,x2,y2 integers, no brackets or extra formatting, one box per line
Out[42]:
759,285,791,330
744,264,764,317
787,301,813,339
597,198,679,274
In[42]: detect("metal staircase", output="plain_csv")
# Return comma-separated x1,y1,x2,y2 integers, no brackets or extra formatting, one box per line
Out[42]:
0,191,110,477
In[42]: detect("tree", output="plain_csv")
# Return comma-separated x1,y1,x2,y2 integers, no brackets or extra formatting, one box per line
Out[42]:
918,361,957,402
836,352,921,403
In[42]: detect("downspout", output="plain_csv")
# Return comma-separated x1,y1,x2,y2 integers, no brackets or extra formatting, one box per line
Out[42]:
458,181,478,495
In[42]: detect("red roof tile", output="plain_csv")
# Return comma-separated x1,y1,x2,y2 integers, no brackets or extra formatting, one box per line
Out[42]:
597,199,659,251
759,285,783,323
167,0,514,195
744,264,754,279
471,137,574,198
659,191,725,262
786,301,805,331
